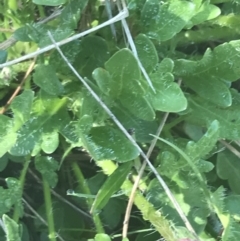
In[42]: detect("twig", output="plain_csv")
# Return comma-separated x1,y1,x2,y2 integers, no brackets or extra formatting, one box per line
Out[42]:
219,140,240,159
47,32,198,240
0,36,17,51
0,8,128,68
117,0,155,93
0,57,36,114
122,112,169,238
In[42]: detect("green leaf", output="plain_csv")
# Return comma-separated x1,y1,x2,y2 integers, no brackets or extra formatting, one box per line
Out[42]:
217,149,240,194
41,131,59,154
222,217,240,241
74,36,110,78
10,116,44,156
78,115,93,134
35,156,59,188
185,120,219,161
60,121,80,144
112,106,158,142
105,49,144,96
147,178,209,233
148,72,187,112
95,234,111,241
175,40,240,106
49,41,81,74
0,154,9,172
10,95,68,156
157,58,174,73
186,93,240,140
159,122,218,177
32,0,67,6
101,198,125,230
92,68,120,97
135,34,158,73
184,76,231,107
79,125,139,162
80,89,109,123
59,0,87,30
39,26,73,48
0,178,22,216
14,23,72,46
189,2,221,27
225,195,240,221
0,115,17,158
119,93,155,121
2,214,21,241
33,64,63,95
91,162,132,212
211,186,226,214
11,90,34,126
141,0,196,41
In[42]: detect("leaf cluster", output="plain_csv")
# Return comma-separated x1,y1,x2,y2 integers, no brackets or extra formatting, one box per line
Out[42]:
1,0,240,241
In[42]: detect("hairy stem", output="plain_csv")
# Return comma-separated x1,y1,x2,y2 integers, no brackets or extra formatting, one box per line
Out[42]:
42,178,56,241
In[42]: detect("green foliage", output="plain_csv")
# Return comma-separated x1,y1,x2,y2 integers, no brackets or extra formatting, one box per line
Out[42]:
141,0,196,41
35,156,59,188
0,178,22,217
33,65,63,95
91,162,132,212
94,233,111,241
2,214,22,241
217,149,240,194
1,0,240,240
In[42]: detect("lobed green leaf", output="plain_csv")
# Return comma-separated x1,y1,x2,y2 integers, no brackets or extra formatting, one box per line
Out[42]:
141,0,196,41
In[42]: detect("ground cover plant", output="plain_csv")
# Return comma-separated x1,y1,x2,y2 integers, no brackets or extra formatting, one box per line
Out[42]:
0,0,240,240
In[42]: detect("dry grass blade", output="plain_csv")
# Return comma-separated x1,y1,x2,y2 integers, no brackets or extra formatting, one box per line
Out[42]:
122,112,170,238
219,140,240,159
47,31,198,240
0,57,36,114
0,8,128,68
117,0,155,92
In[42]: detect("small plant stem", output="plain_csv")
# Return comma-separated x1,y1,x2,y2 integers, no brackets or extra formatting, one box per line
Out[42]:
96,160,176,241
71,161,105,233
42,178,57,241
12,157,31,223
